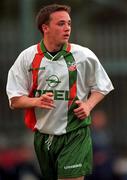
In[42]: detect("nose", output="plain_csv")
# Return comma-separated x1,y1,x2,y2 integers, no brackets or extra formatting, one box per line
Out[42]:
64,23,71,31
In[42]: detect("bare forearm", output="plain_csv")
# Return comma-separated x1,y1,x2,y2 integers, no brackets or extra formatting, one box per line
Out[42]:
10,96,37,109
85,91,105,111
10,93,56,110
74,91,105,120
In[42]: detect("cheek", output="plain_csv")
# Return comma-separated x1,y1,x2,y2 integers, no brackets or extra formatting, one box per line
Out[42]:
54,29,61,34
50,28,60,35
54,27,63,33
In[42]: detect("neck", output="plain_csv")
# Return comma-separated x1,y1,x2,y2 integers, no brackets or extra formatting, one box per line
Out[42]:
43,38,64,52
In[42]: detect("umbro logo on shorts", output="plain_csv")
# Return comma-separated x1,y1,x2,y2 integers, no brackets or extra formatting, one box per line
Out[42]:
64,163,82,169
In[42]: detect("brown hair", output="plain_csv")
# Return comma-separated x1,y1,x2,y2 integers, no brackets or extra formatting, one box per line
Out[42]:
36,4,71,34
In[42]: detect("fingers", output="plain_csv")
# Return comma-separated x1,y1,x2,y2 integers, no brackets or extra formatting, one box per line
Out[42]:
74,107,86,119
74,100,90,120
41,101,56,109
40,104,56,109
74,100,82,113
39,93,56,109
75,100,82,106
74,111,85,119
43,92,54,98
42,93,54,102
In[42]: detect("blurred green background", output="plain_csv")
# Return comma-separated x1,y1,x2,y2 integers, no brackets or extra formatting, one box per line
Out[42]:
0,0,127,179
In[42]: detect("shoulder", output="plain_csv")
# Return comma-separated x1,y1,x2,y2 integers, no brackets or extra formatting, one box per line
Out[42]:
12,44,38,69
20,44,38,60
70,43,99,63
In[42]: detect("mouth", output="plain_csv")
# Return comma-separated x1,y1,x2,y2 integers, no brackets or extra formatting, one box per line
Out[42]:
63,34,70,39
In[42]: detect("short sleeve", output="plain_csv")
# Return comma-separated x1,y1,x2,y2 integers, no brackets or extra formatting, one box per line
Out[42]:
85,48,114,95
6,51,32,100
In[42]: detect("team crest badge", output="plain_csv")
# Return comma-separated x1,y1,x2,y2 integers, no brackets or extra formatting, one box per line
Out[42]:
68,65,77,71
67,62,77,71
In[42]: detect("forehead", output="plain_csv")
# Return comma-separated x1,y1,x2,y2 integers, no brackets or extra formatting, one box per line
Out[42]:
50,11,71,22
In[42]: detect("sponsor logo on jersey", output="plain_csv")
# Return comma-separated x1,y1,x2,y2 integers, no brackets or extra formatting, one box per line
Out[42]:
34,89,71,101
46,75,61,87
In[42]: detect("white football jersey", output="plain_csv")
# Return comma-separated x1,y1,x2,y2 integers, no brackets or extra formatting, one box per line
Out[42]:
6,42,114,135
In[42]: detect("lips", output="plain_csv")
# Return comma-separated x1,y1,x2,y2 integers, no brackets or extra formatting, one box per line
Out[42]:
63,34,70,38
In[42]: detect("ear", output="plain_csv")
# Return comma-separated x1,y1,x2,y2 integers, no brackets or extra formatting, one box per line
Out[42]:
42,24,49,33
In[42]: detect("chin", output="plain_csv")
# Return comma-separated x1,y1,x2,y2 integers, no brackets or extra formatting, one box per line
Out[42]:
62,39,69,44
56,40,69,47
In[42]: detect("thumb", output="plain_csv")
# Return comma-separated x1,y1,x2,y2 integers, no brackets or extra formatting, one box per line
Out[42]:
75,100,82,106
46,92,54,97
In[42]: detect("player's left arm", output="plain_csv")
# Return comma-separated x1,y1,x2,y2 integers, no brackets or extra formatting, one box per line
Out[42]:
74,91,104,120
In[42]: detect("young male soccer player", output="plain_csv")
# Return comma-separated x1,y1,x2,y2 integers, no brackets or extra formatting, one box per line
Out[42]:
6,4,114,180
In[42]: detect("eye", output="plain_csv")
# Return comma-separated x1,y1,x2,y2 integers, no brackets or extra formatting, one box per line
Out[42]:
57,21,65,26
68,21,71,27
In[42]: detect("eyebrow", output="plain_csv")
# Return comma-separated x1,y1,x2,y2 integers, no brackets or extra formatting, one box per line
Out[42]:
58,20,71,23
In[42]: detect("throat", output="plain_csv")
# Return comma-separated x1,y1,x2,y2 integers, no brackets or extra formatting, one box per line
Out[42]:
48,50,60,57
43,39,63,54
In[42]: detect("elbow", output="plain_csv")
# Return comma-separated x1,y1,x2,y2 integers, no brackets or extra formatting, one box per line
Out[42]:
9,101,17,110
9,97,20,109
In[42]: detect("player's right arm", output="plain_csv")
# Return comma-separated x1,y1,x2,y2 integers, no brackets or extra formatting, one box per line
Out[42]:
6,48,56,110
10,93,56,110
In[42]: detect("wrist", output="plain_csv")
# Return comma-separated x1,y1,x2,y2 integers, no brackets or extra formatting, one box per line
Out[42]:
85,101,93,112
31,97,39,108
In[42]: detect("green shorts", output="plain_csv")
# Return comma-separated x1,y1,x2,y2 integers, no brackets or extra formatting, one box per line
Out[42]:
34,127,93,180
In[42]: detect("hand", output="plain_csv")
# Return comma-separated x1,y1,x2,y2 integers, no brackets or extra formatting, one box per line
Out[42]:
73,100,91,120
35,92,56,109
